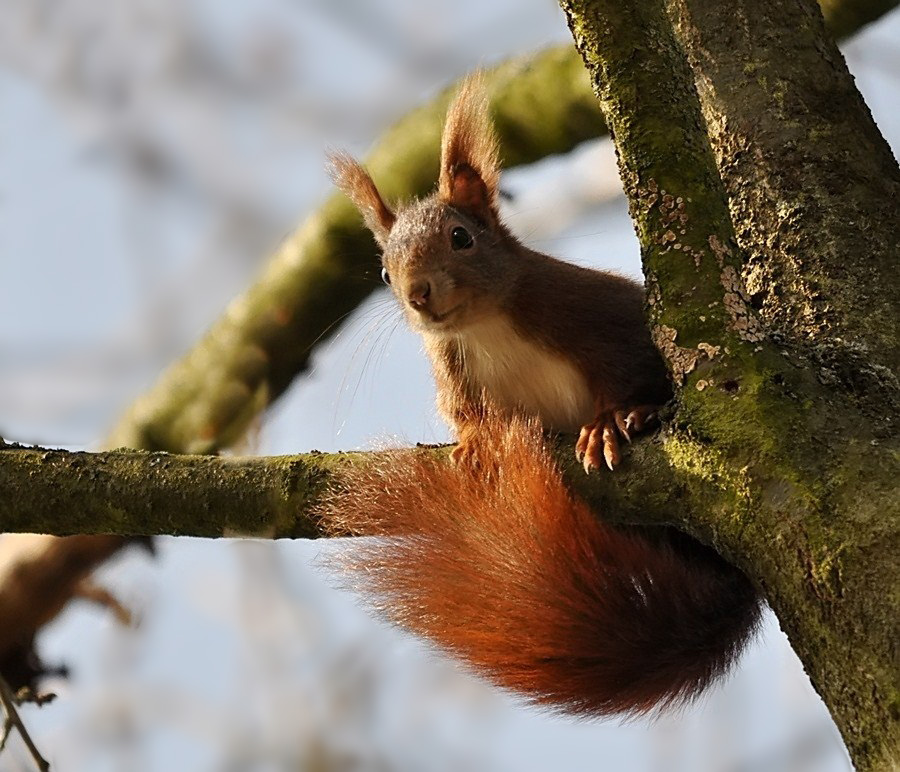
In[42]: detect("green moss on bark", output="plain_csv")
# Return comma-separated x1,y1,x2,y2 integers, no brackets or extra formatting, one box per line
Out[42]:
668,0,900,386
558,0,899,767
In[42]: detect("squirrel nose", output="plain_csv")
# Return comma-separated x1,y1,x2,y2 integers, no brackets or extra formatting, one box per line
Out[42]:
408,280,432,309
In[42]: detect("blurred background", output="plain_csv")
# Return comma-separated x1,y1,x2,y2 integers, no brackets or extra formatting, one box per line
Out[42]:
1,0,897,769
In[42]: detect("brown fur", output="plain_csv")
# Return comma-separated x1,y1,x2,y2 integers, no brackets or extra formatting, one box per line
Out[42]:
329,77,670,430
328,151,395,245
322,75,762,715
319,417,761,716
439,73,501,221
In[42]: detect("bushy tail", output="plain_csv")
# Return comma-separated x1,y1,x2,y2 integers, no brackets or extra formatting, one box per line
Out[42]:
318,418,762,716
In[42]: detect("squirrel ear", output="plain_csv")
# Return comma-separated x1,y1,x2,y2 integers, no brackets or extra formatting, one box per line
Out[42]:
328,152,396,245
439,74,500,223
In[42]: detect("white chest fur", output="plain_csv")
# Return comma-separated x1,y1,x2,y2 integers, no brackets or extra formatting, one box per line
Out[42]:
454,317,594,433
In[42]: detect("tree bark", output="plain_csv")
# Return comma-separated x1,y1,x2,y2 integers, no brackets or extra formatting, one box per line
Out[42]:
0,437,710,541
557,0,899,769
668,0,900,384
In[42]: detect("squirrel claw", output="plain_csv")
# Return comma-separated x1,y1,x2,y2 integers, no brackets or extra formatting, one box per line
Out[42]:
625,406,659,435
602,424,620,470
614,410,631,443
575,425,590,466
578,404,662,473
576,420,621,473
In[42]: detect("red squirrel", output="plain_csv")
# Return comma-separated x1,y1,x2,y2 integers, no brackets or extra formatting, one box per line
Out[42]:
320,76,762,716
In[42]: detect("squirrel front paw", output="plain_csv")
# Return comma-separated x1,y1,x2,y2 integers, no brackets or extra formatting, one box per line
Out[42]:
575,405,658,472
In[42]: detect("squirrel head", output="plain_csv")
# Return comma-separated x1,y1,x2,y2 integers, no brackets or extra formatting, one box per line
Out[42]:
329,76,520,335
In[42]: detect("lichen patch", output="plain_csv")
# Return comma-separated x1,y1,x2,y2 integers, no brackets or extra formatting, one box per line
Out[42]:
708,234,730,268
698,342,721,359
721,266,766,343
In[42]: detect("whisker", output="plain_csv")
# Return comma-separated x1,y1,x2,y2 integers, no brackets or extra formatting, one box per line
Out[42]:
331,301,404,436
371,315,404,394
353,311,403,409
305,297,398,379
531,230,611,244
301,301,384,361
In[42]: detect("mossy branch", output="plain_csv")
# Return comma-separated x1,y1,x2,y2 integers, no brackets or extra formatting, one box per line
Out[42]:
558,0,899,768
559,0,760,365
0,442,327,540
0,438,689,540
668,0,900,381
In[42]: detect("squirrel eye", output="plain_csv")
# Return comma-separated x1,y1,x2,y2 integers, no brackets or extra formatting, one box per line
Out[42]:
381,267,391,285
450,226,474,251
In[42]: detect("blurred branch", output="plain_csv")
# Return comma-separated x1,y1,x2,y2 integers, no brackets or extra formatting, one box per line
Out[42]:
819,0,899,39
0,534,125,686
73,580,134,626
0,675,49,772
106,44,603,454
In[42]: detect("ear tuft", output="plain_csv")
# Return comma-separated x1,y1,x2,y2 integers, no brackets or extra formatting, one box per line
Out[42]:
439,74,501,221
327,151,396,245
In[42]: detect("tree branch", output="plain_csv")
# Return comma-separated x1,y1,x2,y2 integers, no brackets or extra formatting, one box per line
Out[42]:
0,442,330,540
819,0,900,39
668,0,900,387
0,676,49,772
0,439,689,540
558,0,898,768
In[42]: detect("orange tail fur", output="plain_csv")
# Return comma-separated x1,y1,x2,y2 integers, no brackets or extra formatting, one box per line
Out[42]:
319,418,761,716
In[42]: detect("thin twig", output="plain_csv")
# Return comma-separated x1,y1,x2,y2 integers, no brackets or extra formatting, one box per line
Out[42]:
0,714,12,752
0,674,49,771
